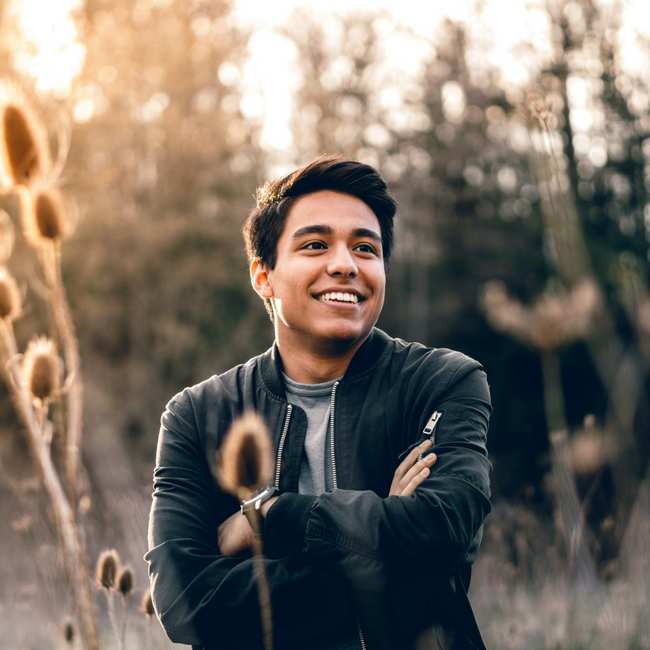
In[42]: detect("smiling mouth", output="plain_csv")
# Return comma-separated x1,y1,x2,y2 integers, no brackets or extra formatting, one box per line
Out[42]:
316,292,360,304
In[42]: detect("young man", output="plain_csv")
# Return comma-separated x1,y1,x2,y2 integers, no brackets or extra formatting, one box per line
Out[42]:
146,156,492,649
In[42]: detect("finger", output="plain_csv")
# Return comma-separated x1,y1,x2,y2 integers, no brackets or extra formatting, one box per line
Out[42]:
399,466,431,497
396,453,437,492
390,451,437,496
392,439,432,486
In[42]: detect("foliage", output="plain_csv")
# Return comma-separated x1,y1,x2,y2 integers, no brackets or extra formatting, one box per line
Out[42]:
62,0,273,465
2,0,650,646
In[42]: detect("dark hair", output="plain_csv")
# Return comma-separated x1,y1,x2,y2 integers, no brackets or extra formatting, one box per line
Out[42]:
243,155,397,317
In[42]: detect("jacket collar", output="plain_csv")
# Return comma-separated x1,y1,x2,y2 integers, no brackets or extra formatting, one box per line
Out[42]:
260,328,391,399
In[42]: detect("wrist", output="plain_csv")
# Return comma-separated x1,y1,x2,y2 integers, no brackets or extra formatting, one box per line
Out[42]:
240,485,279,515
260,496,279,518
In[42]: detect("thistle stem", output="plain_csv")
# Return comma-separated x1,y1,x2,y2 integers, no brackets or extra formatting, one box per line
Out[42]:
120,595,129,650
245,509,273,650
40,240,83,508
541,350,598,591
145,615,152,650
106,588,120,648
0,319,99,649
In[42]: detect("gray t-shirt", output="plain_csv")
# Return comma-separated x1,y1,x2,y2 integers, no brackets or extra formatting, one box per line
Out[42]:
282,373,341,496
282,373,363,649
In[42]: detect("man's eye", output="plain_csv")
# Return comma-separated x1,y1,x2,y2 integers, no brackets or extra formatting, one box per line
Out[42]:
355,244,377,254
303,242,326,250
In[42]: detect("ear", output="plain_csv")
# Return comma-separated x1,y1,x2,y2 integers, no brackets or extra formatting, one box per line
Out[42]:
250,259,274,298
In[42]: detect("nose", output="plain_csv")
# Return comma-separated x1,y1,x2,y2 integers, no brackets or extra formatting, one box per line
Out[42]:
327,244,358,278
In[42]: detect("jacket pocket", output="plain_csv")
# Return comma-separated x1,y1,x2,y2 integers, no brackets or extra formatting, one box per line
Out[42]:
397,410,446,462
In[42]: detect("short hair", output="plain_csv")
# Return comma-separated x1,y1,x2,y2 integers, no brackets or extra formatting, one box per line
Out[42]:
243,155,397,318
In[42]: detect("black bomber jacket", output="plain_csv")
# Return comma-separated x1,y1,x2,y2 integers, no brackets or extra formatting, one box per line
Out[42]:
146,328,492,650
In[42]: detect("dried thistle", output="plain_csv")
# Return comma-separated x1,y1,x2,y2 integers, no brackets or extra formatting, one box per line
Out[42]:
63,618,75,644
117,567,134,597
141,589,155,617
0,208,15,264
0,80,51,187
481,279,601,351
217,412,276,650
97,549,122,647
0,267,21,322
216,412,275,497
570,415,617,477
516,84,562,131
19,183,71,246
117,567,134,650
96,549,120,590
22,336,61,403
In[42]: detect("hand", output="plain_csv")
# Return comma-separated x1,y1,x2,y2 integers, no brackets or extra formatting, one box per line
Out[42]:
390,440,437,497
217,496,279,556
218,511,255,556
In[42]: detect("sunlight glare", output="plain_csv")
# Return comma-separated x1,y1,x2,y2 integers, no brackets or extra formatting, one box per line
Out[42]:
10,0,86,98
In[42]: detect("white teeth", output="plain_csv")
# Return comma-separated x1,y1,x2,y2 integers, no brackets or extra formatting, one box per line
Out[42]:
318,292,359,304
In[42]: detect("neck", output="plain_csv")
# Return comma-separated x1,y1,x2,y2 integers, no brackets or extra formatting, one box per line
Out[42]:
276,336,366,384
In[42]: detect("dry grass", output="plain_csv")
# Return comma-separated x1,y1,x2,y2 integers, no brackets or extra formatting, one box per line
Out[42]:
471,504,650,650
1,485,647,649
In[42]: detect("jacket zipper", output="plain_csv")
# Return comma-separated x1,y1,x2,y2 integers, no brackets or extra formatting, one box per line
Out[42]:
356,615,367,650
329,381,339,489
417,410,442,460
274,404,292,488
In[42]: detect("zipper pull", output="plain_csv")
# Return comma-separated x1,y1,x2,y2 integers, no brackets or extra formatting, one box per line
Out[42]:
418,410,442,461
423,411,442,436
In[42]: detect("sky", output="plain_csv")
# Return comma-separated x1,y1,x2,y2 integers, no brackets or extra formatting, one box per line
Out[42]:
6,0,650,157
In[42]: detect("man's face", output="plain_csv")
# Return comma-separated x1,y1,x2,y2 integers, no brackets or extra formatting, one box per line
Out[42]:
258,190,386,355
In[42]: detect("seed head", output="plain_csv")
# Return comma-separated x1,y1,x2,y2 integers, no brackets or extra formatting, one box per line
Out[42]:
0,267,21,322
117,566,134,597
481,279,601,351
96,549,120,590
0,209,15,264
22,336,61,402
0,81,51,187
63,618,75,643
20,183,71,246
516,84,562,131
141,589,155,616
216,412,274,496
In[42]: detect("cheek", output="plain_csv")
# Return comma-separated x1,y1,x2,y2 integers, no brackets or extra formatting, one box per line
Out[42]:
373,270,387,303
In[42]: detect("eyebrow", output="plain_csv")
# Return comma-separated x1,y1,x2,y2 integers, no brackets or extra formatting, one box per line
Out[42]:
291,224,382,244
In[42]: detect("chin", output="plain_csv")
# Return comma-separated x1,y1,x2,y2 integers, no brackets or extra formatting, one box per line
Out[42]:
317,323,372,346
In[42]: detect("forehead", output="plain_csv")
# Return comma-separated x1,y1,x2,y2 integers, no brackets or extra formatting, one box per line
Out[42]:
282,190,381,238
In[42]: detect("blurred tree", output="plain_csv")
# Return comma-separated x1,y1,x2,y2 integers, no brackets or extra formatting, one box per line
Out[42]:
62,0,272,470
524,0,650,597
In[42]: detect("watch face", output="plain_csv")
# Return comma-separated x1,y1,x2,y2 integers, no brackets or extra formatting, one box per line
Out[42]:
241,485,276,513
252,485,271,500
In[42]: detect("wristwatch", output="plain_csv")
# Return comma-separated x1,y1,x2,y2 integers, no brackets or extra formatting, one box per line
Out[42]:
240,485,279,514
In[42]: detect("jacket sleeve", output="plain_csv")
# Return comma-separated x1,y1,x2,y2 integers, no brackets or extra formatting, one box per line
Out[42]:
264,360,492,592
145,396,355,647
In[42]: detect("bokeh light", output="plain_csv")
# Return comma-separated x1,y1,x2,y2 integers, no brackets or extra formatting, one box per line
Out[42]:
9,0,86,98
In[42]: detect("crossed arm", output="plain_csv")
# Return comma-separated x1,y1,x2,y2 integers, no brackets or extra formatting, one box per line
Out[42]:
218,440,437,557
147,363,490,646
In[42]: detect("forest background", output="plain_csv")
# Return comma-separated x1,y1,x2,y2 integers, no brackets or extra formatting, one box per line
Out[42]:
1,0,649,648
